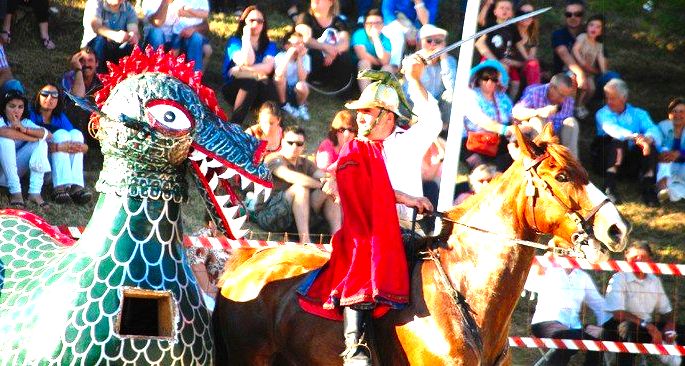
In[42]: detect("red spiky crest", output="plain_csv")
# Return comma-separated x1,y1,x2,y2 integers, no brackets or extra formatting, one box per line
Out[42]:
93,46,227,127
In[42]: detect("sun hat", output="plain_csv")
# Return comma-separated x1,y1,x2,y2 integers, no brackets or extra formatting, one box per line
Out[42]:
345,81,410,120
419,24,447,39
470,59,509,88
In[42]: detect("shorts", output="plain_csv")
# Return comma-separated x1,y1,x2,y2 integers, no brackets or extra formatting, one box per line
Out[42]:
252,190,294,232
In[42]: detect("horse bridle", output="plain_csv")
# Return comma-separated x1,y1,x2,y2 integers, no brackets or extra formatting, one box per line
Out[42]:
523,152,611,257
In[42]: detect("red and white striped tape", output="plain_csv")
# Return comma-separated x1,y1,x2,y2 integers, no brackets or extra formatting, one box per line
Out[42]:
56,226,685,277
508,336,685,356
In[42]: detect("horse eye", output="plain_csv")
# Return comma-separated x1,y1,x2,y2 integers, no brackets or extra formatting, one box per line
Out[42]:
555,173,569,182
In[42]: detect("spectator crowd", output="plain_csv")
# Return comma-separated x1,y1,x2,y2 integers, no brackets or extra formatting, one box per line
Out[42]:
1,0,684,330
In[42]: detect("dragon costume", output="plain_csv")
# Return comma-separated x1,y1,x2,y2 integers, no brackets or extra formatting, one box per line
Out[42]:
0,47,272,365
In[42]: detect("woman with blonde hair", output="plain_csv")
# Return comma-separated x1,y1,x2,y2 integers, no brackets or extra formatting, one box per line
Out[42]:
515,2,541,86
316,109,357,169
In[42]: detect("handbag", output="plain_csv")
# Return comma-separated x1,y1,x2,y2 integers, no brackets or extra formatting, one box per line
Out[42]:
466,131,500,157
29,133,51,174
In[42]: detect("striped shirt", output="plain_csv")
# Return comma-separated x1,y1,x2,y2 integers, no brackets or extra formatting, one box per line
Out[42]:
516,84,574,133
0,45,9,69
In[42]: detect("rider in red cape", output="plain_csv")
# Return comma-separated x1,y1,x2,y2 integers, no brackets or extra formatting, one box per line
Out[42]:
298,55,434,366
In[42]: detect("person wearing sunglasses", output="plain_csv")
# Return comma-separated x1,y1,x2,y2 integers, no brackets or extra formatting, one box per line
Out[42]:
251,125,341,245
0,91,51,208
29,83,92,205
411,24,455,132
551,0,587,90
315,109,356,170
351,9,393,91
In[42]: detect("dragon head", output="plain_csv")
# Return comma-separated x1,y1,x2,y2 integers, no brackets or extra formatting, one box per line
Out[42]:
86,46,271,239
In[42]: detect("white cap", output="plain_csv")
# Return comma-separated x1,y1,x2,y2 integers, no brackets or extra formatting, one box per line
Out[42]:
419,24,447,39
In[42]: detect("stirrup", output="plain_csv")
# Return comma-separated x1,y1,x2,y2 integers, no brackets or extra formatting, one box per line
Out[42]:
340,340,372,366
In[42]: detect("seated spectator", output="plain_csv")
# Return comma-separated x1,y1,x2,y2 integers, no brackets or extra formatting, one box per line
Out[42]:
525,255,606,366
512,73,579,158
141,0,212,73
572,14,611,119
274,31,311,121
602,242,685,366
475,0,526,98
82,0,140,73
654,97,685,203
0,90,51,208
221,5,278,125
592,79,660,206
61,47,103,150
29,83,91,205
295,0,354,92
454,163,497,205
315,109,356,170
380,0,439,69
244,101,283,156
551,0,587,92
514,2,541,87
1,0,55,49
462,60,514,172
410,24,456,132
351,8,393,91
0,43,25,95
186,212,230,312
251,126,341,243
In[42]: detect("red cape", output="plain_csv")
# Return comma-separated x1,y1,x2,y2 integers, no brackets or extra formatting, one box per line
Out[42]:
298,139,409,320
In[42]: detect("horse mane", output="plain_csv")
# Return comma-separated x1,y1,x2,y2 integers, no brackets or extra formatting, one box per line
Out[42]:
533,133,589,185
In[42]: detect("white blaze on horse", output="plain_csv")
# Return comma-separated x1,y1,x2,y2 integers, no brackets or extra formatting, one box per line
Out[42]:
212,123,630,365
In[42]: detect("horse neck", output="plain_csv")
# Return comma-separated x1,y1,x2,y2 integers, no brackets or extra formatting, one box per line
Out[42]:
76,193,184,259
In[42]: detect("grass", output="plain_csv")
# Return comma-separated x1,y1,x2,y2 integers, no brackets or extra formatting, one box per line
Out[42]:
2,1,684,364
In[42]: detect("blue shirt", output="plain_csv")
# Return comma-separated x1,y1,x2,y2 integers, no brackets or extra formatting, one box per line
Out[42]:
381,0,439,26
221,36,278,84
464,88,513,136
551,27,575,74
29,109,75,133
595,103,660,142
351,28,392,64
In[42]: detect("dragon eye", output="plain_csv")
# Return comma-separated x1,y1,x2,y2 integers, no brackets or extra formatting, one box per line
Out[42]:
146,99,194,135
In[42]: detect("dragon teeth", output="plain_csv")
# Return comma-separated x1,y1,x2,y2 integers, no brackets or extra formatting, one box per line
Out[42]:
218,168,238,179
208,174,219,191
222,205,240,219
240,176,252,190
189,150,207,161
206,159,223,168
253,184,264,197
199,160,209,176
232,228,249,239
215,195,231,207
263,187,272,201
227,214,247,234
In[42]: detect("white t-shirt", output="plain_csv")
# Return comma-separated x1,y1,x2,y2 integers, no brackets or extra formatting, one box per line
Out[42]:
274,51,311,87
172,0,209,35
0,117,42,148
604,272,672,323
142,0,180,39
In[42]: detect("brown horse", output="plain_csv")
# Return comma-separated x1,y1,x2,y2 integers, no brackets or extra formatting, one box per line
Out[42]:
212,124,630,365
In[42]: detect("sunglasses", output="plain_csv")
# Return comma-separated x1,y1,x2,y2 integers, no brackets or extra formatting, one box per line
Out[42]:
338,127,357,133
247,18,265,24
565,11,584,18
40,90,60,98
284,140,305,147
424,38,445,45
480,76,499,83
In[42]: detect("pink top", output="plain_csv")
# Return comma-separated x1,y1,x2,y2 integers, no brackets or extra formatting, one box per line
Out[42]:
315,138,338,170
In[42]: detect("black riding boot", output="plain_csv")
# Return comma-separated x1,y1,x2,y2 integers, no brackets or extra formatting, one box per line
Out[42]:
340,307,372,366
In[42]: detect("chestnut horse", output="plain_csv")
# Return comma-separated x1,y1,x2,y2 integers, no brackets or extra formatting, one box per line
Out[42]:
213,124,630,365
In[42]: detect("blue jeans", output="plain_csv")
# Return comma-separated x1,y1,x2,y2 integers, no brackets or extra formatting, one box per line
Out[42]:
170,32,207,72
144,27,172,50
88,36,134,73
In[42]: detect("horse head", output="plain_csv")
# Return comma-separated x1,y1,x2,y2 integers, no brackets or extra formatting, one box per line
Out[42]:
514,123,630,261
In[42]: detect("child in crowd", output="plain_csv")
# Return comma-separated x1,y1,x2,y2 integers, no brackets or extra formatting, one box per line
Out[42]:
245,101,284,156
572,14,607,119
514,2,541,87
274,32,311,121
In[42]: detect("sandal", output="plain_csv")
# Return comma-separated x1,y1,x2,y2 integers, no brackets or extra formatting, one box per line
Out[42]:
53,187,72,204
9,192,24,208
70,187,93,205
42,38,56,50
28,194,50,209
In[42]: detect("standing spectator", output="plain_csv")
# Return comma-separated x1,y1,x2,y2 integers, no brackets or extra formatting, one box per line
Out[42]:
61,47,103,149
1,0,55,49
315,109,356,170
29,83,91,205
351,8,393,90
551,0,586,90
274,31,311,121
381,0,439,69
512,73,579,158
526,259,606,366
514,2,541,86
0,43,25,95
602,242,685,366
462,60,514,172
593,78,660,206
475,0,526,98
295,0,354,92
0,90,51,208
81,0,140,72
244,101,283,157
411,24,455,131
654,97,685,203
252,126,341,243
572,14,608,119
141,0,213,73
221,5,278,125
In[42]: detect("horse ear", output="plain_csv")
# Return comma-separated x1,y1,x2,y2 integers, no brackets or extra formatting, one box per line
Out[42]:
513,123,536,159
540,122,555,141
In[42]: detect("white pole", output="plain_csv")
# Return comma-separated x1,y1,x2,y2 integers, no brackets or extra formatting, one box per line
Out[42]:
434,0,479,233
